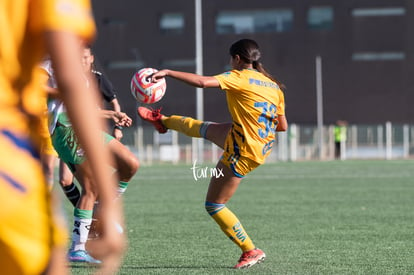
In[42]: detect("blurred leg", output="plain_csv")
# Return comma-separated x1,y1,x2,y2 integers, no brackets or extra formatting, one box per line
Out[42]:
59,161,80,207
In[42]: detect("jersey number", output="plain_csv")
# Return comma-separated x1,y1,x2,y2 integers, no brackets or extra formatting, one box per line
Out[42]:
255,102,278,155
254,102,277,138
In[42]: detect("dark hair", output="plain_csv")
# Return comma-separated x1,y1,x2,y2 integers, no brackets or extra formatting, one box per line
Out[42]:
85,44,93,53
84,44,96,71
229,39,285,91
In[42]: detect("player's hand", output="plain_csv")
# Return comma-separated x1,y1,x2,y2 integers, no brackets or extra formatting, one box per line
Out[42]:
151,69,168,83
113,112,132,127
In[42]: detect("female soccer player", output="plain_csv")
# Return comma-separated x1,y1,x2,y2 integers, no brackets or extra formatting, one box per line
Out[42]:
138,38,288,269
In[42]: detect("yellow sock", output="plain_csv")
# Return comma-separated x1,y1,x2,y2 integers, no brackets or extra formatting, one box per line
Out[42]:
162,115,208,138
205,202,255,252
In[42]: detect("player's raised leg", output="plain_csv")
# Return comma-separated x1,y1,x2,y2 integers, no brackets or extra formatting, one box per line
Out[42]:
137,107,231,148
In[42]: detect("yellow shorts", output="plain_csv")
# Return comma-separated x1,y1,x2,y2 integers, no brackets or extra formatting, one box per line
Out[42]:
0,129,67,275
220,124,261,177
220,151,260,177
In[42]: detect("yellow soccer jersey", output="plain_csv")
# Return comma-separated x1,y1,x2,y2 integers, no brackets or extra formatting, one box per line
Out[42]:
214,69,285,164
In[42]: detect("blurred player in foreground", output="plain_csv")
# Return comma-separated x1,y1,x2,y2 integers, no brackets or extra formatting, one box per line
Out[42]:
0,0,125,274
139,38,288,269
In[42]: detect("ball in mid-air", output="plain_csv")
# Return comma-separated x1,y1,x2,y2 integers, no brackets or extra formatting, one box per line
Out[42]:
130,68,166,104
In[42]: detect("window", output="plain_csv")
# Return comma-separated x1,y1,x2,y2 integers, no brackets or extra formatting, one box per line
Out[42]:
216,9,293,34
351,6,405,53
352,7,406,17
308,6,333,30
352,52,405,61
160,13,184,34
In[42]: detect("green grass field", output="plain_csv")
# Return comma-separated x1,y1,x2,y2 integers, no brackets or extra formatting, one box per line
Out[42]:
66,159,414,274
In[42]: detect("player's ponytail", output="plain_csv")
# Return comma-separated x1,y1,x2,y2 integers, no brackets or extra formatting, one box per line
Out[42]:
252,60,285,91
230,39,286,91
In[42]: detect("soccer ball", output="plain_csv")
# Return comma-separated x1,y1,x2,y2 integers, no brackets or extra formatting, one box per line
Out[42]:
130,68,166,104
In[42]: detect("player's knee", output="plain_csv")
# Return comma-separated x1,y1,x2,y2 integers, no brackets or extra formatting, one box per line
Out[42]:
82,188,98,201
130,156,139,176
119,156,139,181
81,180,98,198
205,201,226,216
59,176,72,187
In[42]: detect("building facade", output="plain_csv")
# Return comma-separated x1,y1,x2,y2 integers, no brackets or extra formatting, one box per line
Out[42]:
91,0,414,125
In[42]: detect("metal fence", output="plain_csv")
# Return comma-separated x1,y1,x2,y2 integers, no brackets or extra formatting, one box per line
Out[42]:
120,122,414,164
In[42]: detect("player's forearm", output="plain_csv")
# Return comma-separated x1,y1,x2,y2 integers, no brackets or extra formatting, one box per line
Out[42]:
164,70,219,88
111,98,121,112
100,109,116,119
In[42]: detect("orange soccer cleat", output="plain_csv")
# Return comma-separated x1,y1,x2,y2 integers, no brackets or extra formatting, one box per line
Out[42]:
233,248,266,269
137,107,167,134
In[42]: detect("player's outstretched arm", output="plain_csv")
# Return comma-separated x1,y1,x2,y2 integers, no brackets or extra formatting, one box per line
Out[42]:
101,110,132,128
152,69,220,88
